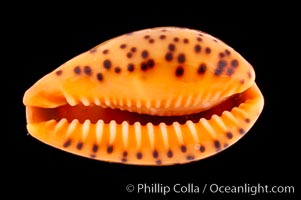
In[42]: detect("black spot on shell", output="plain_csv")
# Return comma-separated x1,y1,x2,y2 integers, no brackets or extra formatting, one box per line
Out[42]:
194,44,201,53
197,37,202,42
103,59,111,69
121,158,127,162
127,52,132,58
123,151,128,157
225,49,231,55
137,152,143,159
174,37,179,42
165,52,173,61
76,142,83,150
226,132,233,139
55,70,62,76
114,67,121,74
153,150,159,158
215,60,227,75
167,150,173,158
84,66,92,75
218,60,227,68
214,140,221,150
168,44,175,51
147,59,155,68
74,66,81,74
245,118,251,123
198,63,207,74
96,73,103,81
63,139,71,148
103,49,109,54
92,144,98,153
159,35,166,39
127,63,135,72
177,54,185,63
131,47,137,52
141,62,148,71
107,145,113,154
156,160,162,165
144,35,150,39
120,44,127,49
239,128,245,134
231,59,239,67
248,71,252,79
187,155,195,160
219,52,225,58
175,66,184,77
149,39,155,43
183,38,189,43
141,50,148,58
180,145,187,153
226,68,234,76
199,145,205,153
205,47,211,54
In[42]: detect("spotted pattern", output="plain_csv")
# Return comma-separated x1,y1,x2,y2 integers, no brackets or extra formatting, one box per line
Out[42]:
84,66,92,75
63,139,71,148
156,160,162,165
120,44,127,49
96,73,103,81
153,150,159,158
177,54,185,63
103,60,111,69
127,64,135,72
167,150,173,158
76,142,83,150
55,70,62,76
194,44,201,53
107,146,113,154
175,66,184,77
137,152,143,159
23,27,263,166
199,145,205,153
141,50,149,58
205,47,211,54
114,67,121,74
239,128,245,134
180,145,187,153
74,66,81,74
198,63,207,74
165,52,173,61
168,44,175,51
226,132,233,139
131,47,137,52
187,155,195,160
214,140,221,150
92,144,98,153
159,35,166,39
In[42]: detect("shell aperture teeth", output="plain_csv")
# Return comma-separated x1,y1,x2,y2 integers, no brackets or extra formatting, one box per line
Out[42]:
25,86,252,127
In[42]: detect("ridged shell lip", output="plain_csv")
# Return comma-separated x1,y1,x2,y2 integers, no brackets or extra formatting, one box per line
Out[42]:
25,85,252,126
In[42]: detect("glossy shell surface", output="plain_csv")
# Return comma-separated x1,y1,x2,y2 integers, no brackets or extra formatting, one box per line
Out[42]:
23,27,264,165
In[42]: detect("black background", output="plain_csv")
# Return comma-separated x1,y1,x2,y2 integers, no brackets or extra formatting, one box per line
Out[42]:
5,2,298,199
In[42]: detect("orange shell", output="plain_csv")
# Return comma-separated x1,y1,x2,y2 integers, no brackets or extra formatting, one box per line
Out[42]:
23,27,264,165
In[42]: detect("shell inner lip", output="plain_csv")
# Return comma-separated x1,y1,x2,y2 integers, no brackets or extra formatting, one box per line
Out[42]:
26,88,250,125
